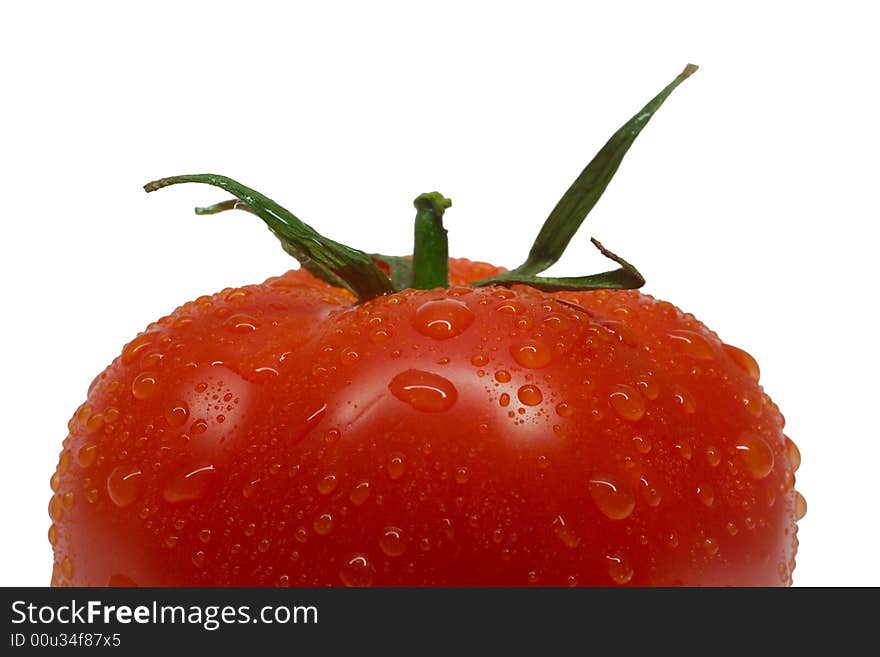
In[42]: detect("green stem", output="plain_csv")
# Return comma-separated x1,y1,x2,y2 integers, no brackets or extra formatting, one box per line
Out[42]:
144,174,394,300
514,63,698,277
411,192,452,290
473,238,644,291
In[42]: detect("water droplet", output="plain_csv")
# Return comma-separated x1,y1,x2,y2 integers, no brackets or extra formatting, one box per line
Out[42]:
388,369,458,412
727,522,738,536
632,435,651,454
552,515,581,548
317,474,338,495
703,537,719,555
606,552,634,585
61,556,74,579
165,535,179,548
163,464,217,503
471,354,489,367
131,372,158,400
795,491,807,521
350,480,372,506
386,453,406,480
258,538,271,553
76,442,97,468
339,553,374,587
199,529,212,543
697,483,715,507
672,387,697,414
48,495,63,521
666,531,679,548
192,550,206,568
636,375,660,401
87,489,98,503
48,523,58,546
640,476,662,507
190,419,208,435
785,435,801,472
706,446,721,467
608,384,645,421
589,474,636,520
736,433,775,479
86,412,104,434
106,465,143,508
723,344,761,381
164,400,190,428
122,333,157,365
379,526,407,557
313,512,334,535
499,393,510,407
675,442,693,461
517,384,543,406
510,340,553,369
412,298,474,339
455,466,470,484
668,330,716,360
224,314,259,333
494,370,511,383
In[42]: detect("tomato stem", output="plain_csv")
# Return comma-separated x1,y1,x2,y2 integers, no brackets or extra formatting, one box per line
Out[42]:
412,192,452,289
473,63,697,290
144,174,395,300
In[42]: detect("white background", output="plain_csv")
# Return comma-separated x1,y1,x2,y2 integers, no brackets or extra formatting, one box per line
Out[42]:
1,1,877,586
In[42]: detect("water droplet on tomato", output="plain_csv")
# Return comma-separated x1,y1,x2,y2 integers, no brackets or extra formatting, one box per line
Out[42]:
107,465,143,507
61,556,74,579
552,515,581,548
672,387,696,414
412,298,474,339
77,442,97,468
471,354,489,367
510,340,553,369
795,491,807,520
313,512,334,535
606,552,634,585
697,483,715,507
164,400,190,428
192,550,206,568
455,466,470,484
723,344,761,381
386,453,406,480
190,419,208,435
736,433,775,479
706,446,721,467
609,384,645,421
639,476,662,507
785,435,801,471
494,370,511,383
199,529,212,543
636,375,660,401
517,384,543,406
632,435,651,454
379,526,407,557
499,393,510,407
224,314,258,333
131,372,158,400
48,495,63,521
339,553,373,587
350,480,371,506
388,369,458,412
589,474,636,520
703,537,719,555
163,464,217,503
668,330,715,360
317,474,338,495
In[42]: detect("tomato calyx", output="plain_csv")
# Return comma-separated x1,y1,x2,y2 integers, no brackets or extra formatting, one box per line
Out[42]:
144,64,697,301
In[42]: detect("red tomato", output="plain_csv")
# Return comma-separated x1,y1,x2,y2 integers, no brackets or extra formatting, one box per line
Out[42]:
48,65,804,586
48,259,802,586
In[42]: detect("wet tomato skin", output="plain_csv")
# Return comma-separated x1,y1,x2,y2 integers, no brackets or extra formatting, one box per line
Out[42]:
49,259,802,587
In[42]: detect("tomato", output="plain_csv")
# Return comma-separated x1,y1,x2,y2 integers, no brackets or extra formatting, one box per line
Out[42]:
47,65,804,586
